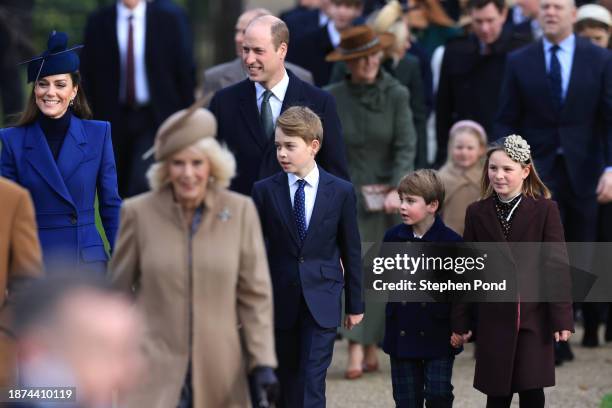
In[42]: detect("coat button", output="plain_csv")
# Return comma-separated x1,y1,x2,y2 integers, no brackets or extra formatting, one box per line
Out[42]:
399,330,406,337
298,257,304,263
70,214,78,225
420,331,425,336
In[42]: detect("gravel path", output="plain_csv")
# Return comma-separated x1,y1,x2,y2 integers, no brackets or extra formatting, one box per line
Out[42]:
326,327,612,407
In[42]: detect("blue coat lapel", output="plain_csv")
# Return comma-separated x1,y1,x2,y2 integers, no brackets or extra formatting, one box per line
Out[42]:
302,169,335,249
57,117,86,183
238,81,267,150
24,123,75,207
271,172,301,247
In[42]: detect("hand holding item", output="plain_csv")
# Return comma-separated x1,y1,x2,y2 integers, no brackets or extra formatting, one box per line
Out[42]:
450,330,472,348
596,171,612,203
554,330,572,342
248,366,279,408
384,189,401,213
344,313,364,330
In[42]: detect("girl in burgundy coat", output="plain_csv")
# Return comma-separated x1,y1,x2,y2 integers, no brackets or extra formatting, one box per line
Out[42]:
452,135,574,408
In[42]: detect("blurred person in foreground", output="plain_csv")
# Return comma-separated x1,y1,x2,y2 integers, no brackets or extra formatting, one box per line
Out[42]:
0,176,42,387
109,102,277,407
13,277,143,408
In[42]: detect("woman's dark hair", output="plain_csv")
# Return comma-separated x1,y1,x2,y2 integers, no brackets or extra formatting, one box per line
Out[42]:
14,71,93,126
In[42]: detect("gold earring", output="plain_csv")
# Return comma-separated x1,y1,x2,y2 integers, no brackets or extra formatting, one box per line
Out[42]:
69,99,74,107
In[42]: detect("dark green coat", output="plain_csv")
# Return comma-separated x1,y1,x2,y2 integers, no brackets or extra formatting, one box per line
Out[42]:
326,71,417,344
326,70,416,220
330,56,428,168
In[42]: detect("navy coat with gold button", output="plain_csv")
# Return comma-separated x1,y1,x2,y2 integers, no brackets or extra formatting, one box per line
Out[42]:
382,216,463,359
0,117,121,274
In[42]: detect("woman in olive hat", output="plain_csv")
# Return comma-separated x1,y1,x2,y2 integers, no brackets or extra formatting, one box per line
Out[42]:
0,31,121,275
325,25,418,379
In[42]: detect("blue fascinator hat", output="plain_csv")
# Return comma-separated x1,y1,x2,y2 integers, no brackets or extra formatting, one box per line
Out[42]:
22,31,84,83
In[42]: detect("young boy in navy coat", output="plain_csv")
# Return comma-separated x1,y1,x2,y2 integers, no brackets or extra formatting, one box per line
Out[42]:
382,169,464,408
252,106,364,408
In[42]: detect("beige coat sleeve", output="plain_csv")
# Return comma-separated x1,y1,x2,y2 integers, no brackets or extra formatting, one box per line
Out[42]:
109,203,141,294
10,189,42,279
237,198,277,371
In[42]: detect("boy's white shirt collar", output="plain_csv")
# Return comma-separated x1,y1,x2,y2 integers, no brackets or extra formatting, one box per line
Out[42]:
288,163,319,187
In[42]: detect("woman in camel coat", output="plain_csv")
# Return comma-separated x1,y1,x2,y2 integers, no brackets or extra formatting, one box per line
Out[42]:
109,106,276,408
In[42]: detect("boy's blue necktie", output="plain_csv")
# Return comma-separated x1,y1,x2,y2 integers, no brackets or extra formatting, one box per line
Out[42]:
294,179,307,241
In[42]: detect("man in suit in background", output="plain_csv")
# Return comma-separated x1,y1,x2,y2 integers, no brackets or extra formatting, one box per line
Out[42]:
495,0,612,351
209,15,350,195
280,0,322,22
287,0,364,87
202,8,314,98
0,176,42,387
281,0,331,42
80,0,195,197
505,0,543,41
436,0,530,165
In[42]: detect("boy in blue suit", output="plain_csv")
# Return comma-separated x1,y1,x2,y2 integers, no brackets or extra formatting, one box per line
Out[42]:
382,170,465,408
252,106,364,408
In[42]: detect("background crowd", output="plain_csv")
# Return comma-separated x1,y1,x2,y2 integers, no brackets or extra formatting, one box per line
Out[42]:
0,0,611,406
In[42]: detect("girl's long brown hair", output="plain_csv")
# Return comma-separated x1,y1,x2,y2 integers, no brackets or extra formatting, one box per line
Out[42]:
480,145,552,199
15,71,92,127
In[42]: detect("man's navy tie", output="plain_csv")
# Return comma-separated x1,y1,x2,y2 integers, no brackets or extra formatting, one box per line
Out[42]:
294,179,307,242
549,45,563,111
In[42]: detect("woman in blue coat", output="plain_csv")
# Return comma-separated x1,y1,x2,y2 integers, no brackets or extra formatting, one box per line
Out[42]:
0,31,121,275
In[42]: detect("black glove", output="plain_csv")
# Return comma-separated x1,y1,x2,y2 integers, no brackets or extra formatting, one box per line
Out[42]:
248,366,279,408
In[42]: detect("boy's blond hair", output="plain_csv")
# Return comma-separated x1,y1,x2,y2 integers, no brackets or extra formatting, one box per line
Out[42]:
397,169,445,213
276,106,324,145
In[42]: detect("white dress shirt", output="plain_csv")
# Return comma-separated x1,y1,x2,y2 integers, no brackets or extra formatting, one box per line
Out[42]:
117,0,150,104
543,34,575,100
319,11,330,27
254,69,290,125
327,22,341,48
288,164,320,230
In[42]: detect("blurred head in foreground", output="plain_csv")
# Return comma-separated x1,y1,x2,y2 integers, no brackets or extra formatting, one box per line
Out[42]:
14,276,144,407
